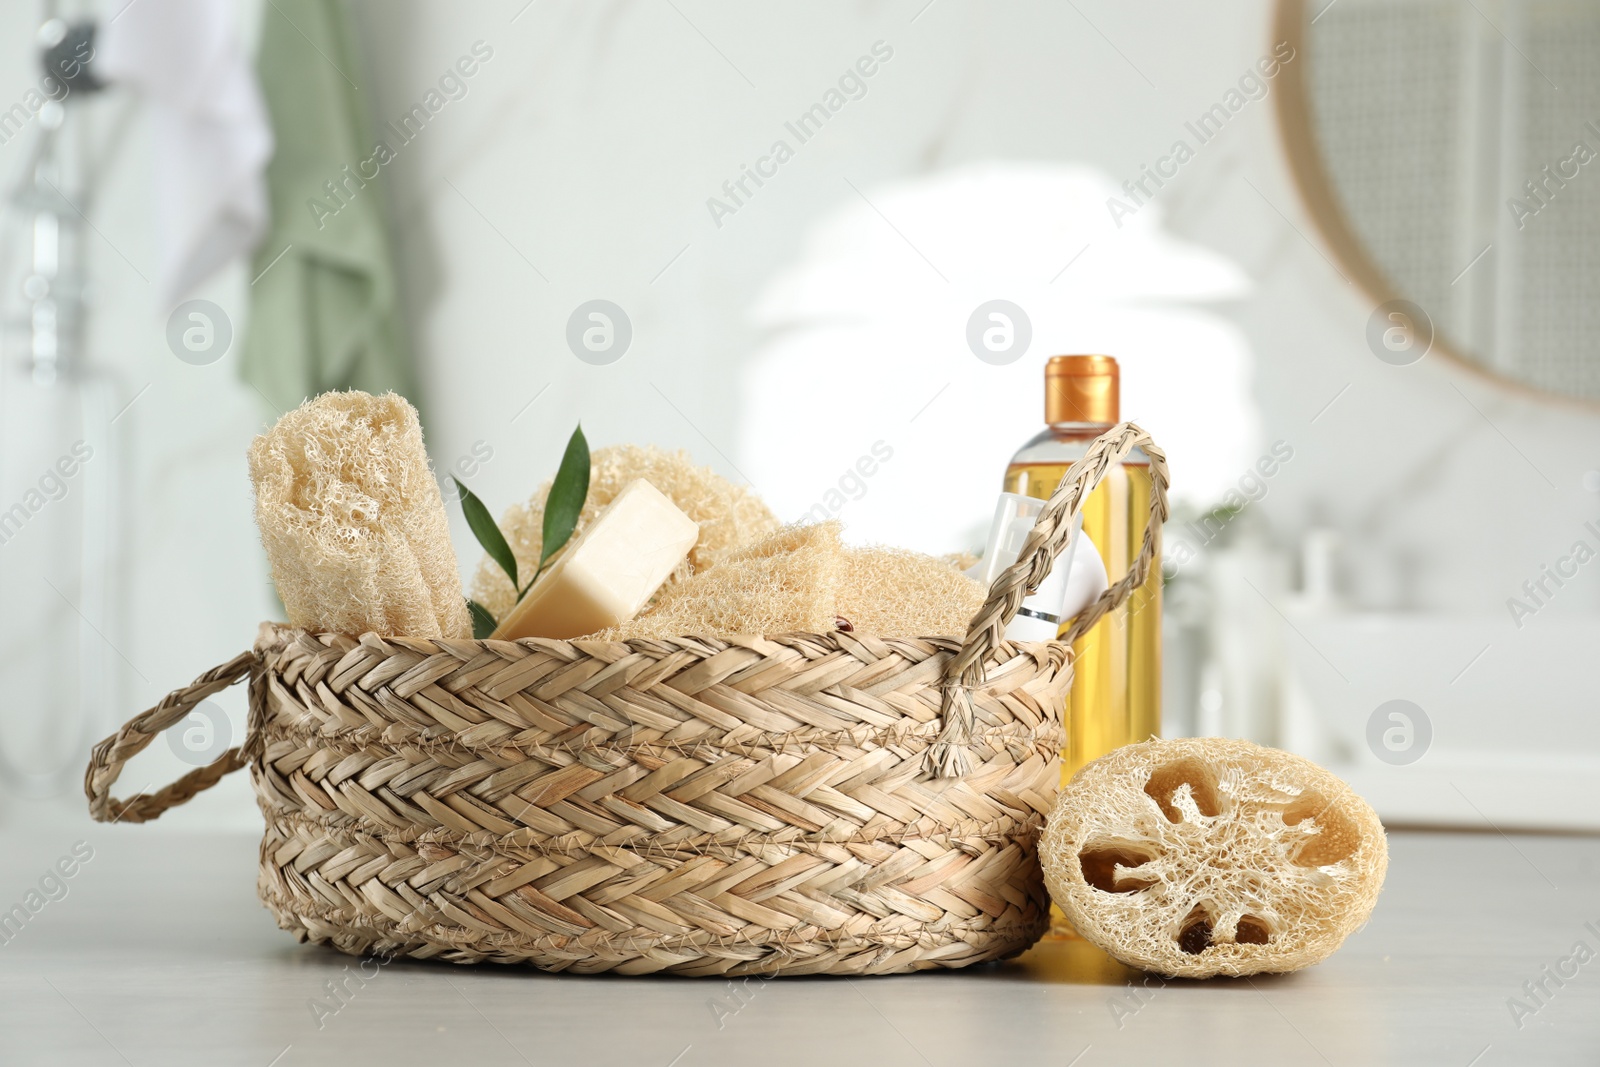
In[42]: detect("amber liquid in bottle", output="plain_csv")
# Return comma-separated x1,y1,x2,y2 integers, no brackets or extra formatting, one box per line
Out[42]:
1004,430,1161,784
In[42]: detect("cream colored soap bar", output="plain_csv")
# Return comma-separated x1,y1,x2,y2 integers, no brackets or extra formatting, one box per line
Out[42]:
491,478,699,640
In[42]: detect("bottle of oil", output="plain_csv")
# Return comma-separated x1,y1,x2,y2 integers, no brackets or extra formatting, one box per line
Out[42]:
1002,355,1160,783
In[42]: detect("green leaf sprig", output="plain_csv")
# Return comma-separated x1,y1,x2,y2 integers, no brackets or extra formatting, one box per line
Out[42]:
456,424,591,639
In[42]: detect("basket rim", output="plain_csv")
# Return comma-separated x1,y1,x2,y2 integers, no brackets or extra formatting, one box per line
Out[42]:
258,620,1077,653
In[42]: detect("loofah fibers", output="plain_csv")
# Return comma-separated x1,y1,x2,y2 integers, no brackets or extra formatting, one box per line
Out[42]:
1040,737,1387,978
836,546,986,637
472,445,779,621
248,391,471,639
602,522,844,639
599,527,989,641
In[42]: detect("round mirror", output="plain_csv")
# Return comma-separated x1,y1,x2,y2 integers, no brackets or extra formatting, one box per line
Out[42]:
1274,0,1600,403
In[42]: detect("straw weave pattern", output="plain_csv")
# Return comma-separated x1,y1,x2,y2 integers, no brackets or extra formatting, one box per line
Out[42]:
248,624,1069,974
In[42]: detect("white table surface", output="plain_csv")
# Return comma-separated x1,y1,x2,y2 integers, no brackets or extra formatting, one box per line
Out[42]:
1,827,1596,1066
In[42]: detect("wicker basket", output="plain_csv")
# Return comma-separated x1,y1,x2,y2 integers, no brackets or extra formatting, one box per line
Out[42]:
86,423,1166,976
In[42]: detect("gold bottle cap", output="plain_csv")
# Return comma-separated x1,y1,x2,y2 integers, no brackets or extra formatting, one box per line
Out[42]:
1045,354,1120,425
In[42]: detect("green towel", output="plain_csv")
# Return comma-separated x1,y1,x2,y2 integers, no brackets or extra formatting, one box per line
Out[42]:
242,0,417,417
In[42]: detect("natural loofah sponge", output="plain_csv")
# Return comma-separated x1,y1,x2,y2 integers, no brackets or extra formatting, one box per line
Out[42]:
603,522,844,639
472,445,779,621
248,391,471,639
601,528,987,641
836,546,986,636
1040,737,1387,978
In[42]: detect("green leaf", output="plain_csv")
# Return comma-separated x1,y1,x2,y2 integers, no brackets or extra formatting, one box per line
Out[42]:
455,477,518,588
466,599,498,640
539,424,590,568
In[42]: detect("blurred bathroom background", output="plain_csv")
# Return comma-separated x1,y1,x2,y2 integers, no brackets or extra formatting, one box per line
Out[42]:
1,0,1596,832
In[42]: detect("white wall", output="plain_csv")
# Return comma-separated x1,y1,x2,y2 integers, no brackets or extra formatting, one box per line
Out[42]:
0,0,1594,831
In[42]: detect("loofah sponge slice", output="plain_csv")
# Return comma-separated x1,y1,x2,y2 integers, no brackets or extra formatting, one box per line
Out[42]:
601,522,844,640
248,391,471,640
836,546,986,637
472,445,779,621
1040,737,1387,978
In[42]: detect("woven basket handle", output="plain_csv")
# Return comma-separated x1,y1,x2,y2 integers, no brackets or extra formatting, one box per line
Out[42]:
84,650,261,824
925,421,1169,777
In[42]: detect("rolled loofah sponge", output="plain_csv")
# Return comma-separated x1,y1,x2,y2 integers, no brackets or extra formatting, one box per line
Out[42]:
472,445,779,621
836,546,985,637
248,391,471,639
1040,737,1387,978
602,522,844,640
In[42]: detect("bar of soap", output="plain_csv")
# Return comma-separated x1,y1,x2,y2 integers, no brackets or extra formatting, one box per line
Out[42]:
491,478,699,640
